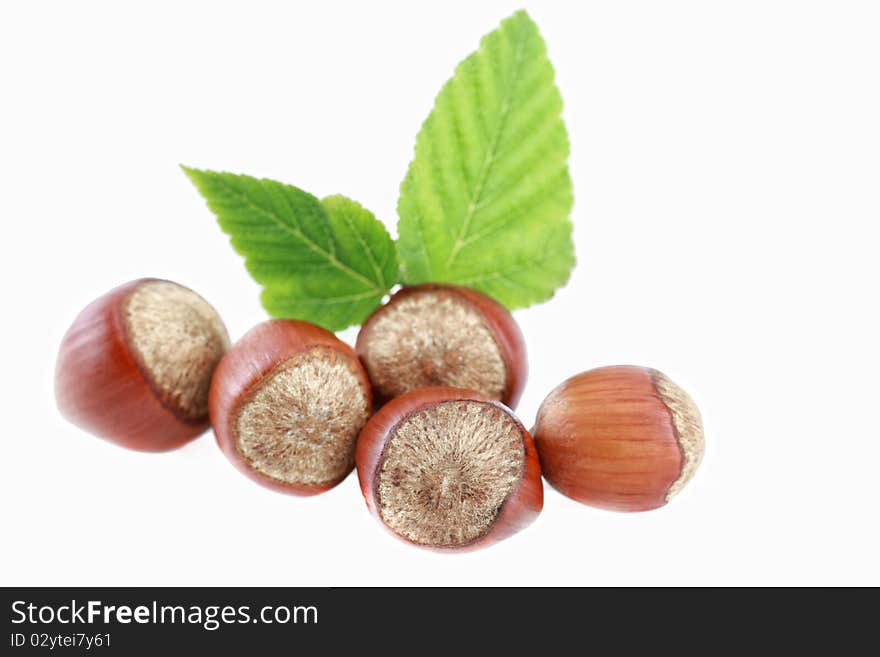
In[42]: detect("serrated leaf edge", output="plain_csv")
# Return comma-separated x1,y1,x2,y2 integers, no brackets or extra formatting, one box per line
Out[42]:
182,167,385,294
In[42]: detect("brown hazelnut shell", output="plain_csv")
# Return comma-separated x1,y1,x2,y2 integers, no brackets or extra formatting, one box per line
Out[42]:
356,386,543,551
356,284,527,408
533,365,704,512
54,278,223,452
209,319,372,496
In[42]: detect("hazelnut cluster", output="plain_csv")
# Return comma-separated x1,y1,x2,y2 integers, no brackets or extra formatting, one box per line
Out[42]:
56,279,704,551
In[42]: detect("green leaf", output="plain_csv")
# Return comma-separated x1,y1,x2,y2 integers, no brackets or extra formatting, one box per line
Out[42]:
182,167,398,331
397,10,574,309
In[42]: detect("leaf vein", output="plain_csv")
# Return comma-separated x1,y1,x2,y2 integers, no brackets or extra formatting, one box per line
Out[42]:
444,18,529,268
329,199,387,288
213,177,382,293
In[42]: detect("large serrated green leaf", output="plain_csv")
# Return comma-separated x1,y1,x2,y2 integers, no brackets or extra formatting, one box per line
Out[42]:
183,167,397,331
397,9,575,309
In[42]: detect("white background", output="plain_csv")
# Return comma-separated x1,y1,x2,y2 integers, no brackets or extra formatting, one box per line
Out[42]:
2,0,878,586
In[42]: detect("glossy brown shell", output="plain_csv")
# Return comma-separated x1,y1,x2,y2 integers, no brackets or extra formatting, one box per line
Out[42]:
356,386,543,551
55,278,214,452
533,365,684,512
356,284,527,408
209,319,372,496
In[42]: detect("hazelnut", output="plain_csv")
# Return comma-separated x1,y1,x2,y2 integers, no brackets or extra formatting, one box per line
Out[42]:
356,284,527,407
356,386,543,550
533,365,704,511
55,278,229,451
210,319,372,495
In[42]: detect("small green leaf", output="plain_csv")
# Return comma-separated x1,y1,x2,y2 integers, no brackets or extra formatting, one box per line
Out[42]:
182,167,397,331
397,9,575,309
